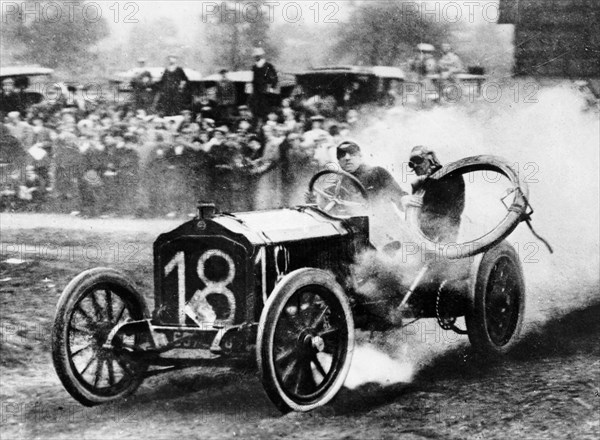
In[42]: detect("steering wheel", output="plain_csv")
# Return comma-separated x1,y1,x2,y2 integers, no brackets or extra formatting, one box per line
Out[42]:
308,169,369,216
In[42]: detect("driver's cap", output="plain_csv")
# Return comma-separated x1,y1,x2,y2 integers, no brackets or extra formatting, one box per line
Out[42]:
336,141,361,158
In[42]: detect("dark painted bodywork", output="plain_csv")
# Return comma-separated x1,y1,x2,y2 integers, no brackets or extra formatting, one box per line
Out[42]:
152,207,372,329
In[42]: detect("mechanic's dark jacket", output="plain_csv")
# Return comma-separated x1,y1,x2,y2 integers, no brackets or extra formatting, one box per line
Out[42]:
352,164,407,206
412,168,465,223
252,62,278,94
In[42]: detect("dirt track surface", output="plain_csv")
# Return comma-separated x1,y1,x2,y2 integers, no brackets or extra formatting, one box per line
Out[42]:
1,214,598,440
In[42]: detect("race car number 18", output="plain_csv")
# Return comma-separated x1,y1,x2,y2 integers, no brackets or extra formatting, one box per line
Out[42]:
164,250,237,325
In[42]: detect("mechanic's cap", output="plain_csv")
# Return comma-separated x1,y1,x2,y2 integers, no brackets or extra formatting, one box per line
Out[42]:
310,115,325,122
410,145,432,159
238,105,249,111
410,145,441,167
252,47,266,57
336,140,361,158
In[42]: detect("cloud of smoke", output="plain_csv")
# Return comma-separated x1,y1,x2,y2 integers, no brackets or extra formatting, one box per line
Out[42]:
343,80,599,388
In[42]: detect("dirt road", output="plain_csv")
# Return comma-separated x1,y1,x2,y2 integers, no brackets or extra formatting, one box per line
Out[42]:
1,214,598,439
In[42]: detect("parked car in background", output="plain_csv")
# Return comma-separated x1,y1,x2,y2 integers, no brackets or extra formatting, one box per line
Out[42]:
292,65,405,116
0,66,54,115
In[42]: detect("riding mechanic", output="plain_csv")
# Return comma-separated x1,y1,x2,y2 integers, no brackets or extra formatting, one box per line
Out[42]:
404,145,465,243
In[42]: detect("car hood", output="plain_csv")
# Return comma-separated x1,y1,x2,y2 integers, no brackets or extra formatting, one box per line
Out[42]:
212,208,351,245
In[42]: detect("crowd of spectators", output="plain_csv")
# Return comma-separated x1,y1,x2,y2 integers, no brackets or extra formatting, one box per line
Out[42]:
1,43,468,217
0,92,360,217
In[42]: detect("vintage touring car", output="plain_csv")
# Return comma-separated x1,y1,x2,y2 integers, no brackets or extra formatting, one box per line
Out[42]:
0,66,54,114
52,155,552,412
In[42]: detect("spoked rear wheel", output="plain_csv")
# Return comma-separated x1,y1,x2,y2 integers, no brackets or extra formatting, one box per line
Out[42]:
52,268,150,406
466,242,525,355
257,269,354,413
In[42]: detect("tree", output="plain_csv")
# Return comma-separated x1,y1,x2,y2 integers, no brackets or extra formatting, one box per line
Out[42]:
203,0,278,71
1,0,109,74
332,1,453,66
127,18,180,65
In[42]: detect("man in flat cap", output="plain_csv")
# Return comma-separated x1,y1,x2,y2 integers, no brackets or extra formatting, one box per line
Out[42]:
336,140,407,207
250,47,278,125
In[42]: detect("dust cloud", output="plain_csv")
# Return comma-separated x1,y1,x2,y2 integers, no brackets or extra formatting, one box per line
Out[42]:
343,80,599,388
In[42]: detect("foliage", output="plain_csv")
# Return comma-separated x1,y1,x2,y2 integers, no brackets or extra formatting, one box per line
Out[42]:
1,0,109,73
126,18,181,65
332,1,453,66
203,0,278,71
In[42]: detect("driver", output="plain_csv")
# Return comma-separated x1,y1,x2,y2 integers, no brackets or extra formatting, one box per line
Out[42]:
405,146,465,242
336,141,408,209
335,141,410,247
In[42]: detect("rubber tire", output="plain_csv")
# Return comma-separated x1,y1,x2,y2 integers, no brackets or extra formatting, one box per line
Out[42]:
52,267,150,406
257,268,354,413
406,155,529,259
466,241,525,356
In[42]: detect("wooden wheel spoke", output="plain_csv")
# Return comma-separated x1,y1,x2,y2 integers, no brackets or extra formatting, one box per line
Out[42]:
113,303,126,324
105,290,113,321
93,357,105,388
275,318,299,343
80,354,96,376
70,325,94,336
107,358,116,386
312,353,328,378
71,343,93,358
275,347,297,366
319,327,341,352
281,358,299,386
293,358,317,395
299,293,316,327
311,306,330,330
318,326,340,338
75,304,96,327
90,291,104,321
116,357,134,377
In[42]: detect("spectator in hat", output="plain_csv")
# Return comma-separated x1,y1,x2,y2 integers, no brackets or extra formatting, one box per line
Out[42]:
1,78,27,116
281,132,319,206
216,69,237,123
302,115,333,165
111,133,141,214
438,43,464,79
250,47,278,124
157,55,188,116
410,43,438,77
131,58,153,111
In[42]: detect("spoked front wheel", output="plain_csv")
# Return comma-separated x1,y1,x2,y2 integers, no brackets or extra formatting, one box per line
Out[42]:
52,268,150,406
257,268,354,413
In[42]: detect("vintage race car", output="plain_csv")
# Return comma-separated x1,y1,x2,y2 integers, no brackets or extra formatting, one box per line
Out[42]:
51,155,551,412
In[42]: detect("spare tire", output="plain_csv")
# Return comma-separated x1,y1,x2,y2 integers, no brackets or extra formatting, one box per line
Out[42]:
405,155,529,259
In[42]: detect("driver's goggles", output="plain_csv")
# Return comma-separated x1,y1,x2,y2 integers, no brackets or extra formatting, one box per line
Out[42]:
408,156,425,169
337,150,358,160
